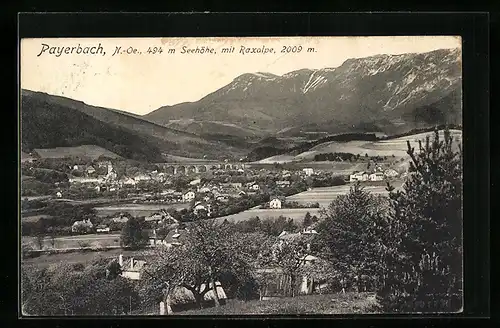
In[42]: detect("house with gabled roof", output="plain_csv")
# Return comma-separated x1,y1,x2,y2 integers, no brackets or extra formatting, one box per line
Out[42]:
118,254,147,280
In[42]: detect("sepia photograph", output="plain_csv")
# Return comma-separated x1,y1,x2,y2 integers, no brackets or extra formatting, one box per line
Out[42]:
20,36,463,316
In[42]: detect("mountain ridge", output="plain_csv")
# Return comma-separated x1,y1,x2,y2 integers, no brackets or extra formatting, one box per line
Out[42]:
20,90,247,161
145,47,462,137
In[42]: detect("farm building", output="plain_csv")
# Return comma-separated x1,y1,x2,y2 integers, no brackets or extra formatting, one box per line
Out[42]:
119,255,147,280
134,173,151,182
198,187,211,193
349,171,369,182
302,168,314,176
193,202,212,216
69,177,103,184
269,198,283,209
121,177,137,186
183,191,196,202
384,169,399,178
369,172,385,181
148,228,188,248
96,225,110,233
246,182,260,191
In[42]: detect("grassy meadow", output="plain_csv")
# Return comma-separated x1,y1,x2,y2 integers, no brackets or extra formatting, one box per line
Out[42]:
177,292,379,315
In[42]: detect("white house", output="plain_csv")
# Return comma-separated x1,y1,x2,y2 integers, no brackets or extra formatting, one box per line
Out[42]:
146,213,164,222
56,191,63,198
134,174,151,182
69,177,103,184
198,187,211,193
276,180,291,188
250,183,260,191
302,168,314,176
269,198,282,209
384,169,399,178
86,166,96,175
349,171,369,182
193,202,211,216
96,225,110,233
119,255,146,280
369,172,385,181
122,177,137,186
183,191,196,202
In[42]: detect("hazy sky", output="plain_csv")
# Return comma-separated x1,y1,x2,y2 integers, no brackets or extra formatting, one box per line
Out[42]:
21,36,461,115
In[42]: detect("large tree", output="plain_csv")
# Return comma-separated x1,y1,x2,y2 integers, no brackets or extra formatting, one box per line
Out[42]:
315,182,389,292
259,234,314,297
120,216,148,249
141,218,249,311
21,259,139,316
377,128,463,312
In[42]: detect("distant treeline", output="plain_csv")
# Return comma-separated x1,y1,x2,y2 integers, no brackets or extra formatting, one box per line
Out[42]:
289,133,378,155
246,133,378,162
377,124,462,141
313,152,357,162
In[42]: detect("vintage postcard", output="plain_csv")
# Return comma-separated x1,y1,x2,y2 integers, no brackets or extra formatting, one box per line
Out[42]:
20,36,463,316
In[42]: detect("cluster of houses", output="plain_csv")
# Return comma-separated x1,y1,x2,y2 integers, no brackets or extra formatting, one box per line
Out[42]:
349,167,399,182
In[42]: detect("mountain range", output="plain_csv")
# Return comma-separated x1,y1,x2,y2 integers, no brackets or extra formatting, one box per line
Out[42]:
21,48,462,162
145,48,462,138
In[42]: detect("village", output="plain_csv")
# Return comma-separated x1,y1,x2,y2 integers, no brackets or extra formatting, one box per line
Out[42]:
21,151,409,314
21,151,404,239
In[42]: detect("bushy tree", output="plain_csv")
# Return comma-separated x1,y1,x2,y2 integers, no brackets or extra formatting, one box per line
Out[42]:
120,217,148,249
377,129,463,313
303,212,312,228
141,218,250,311
21,260,139,316
259,234,314,297
315,182,389,291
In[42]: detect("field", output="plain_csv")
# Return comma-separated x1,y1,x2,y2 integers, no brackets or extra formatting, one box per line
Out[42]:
215,208,322,224
94,202,190,217
286,181,403,207
215,181,402,223
21,248,148,268
177,292,379,315
256,129,462,163
33,145,122,160
22,233,122,250
21,214,54,223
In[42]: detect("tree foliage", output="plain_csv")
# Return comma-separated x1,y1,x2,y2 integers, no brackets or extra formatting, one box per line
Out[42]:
314,182,389,291
376,129,463,312
21,260,139,316
120,217,148,249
